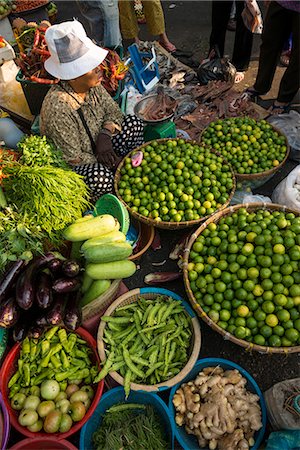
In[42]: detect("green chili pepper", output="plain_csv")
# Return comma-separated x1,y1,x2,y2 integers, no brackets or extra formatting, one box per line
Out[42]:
55,367,78,382
72,358,86,368
50,355,61,369
60,381,67,391
75,349,87,359
58,328,70,353
18,359,23,375
60,349,70,369
30,341,37,362
123,347,144,379
9,384,20,398
94,350,115,383
68,334,77,352
8,371,20,388
45,326,59,341
30,363,37,374
22,337,30,356
41,340,50,356
23,364,31,386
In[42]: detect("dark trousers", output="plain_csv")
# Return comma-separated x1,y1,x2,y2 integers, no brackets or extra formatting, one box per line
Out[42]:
254,1,300,103
209,0,253,71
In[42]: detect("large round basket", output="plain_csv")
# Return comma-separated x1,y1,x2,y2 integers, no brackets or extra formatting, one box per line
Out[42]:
183,202,300,354
200,123,290,190
97,287,201,392
114,138,236,230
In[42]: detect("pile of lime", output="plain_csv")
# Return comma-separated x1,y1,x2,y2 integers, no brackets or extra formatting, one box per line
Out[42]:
201,117,287,175
187,208,300,347
117,139,234,223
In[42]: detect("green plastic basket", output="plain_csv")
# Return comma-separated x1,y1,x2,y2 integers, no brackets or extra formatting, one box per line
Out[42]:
94,193,130,234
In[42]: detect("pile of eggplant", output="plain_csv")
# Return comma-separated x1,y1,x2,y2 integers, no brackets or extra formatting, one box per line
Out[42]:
0,252,83,341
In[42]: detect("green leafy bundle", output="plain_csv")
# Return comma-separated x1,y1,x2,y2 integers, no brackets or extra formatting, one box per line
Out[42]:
0,206,46,274
2,164,90,244
92,404,168,450
17,135,69,169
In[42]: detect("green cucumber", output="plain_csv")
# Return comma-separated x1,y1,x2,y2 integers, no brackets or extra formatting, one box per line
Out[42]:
83,242,133,263
86,260,136,280
80,279,111,306
63,214,118,242
81,271,93,293
81,230,126,251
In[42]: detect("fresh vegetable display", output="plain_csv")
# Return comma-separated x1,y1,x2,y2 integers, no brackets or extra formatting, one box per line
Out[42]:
0,253,83,337
63,214,136,307
12,0,48,13
100,49,128,96
187,207,300,347
0,36,6,48
7,327,98,433
173,366,263,449
93,403,168,450
201,117,287,174
97,295,193,396
116,139,234,223
0,0,14,17
17,135,68,169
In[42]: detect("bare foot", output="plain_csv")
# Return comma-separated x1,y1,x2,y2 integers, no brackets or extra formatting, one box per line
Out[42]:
159,33,176,52
234,71,245,83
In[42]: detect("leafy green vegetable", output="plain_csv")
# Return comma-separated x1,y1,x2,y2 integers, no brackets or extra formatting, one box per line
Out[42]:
92,404,168,450
0,206,46,274
17,135,69,169
3,164,90,245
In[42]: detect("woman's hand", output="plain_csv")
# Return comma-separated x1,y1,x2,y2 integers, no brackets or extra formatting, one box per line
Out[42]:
96,130,120,169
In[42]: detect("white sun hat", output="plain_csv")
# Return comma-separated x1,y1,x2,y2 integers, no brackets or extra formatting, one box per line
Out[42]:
44,20,108,80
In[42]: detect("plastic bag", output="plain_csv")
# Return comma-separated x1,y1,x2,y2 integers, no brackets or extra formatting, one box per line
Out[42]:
272,166,300,212
231,189,272,205
124,85,143,115
268,111,300,162
197,47,236,86
265,431,300,450
242,0,263,34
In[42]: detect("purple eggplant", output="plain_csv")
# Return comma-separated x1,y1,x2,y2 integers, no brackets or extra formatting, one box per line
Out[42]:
27,325,44,339
47,258,64,274
46,295,66,326
62,260,81,278
52,277,81,294
0,297,20,328
0,260,26,303
36,314,48,327
36,271,53,309
13,320,29,342
16,253,59,310
64,292,82,331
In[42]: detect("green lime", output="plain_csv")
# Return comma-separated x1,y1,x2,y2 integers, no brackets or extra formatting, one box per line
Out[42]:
285,328,299,342
265,314,279,327
260,325,273,338
253,335,265,346
268,335,282,347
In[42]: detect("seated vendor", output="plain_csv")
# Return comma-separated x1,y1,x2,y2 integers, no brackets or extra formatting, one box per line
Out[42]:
40,20,144,200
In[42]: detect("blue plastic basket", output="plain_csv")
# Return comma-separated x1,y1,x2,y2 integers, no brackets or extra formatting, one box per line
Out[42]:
169,358,267,450
80,386,174,450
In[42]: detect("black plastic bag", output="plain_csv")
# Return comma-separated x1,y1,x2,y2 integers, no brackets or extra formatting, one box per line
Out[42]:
197,47,236,85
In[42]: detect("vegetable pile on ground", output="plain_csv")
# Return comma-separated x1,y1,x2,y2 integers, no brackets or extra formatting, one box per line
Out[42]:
0,252,83,339
117,139,234,223
8,326,98,433
187,208,300,347
2,135,90,247
100,49,128,96
201,117,287,175
63,214,136,307
93,403,168,450
173,366,262,450
97,295,193,395
12,0,48,13
0,0,14,17
14,20,57,83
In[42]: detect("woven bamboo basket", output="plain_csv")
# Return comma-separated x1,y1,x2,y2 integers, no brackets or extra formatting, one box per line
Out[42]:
200,124,290,190
97,287,201,392
82,279,121,322
114,138,236,230
183,202,300,354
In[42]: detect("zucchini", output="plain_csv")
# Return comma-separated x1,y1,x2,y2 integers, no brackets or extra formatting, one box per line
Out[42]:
83,242,133,263
86,260,136,280
80,279,111,306
63,214,119,242
81,230,126,251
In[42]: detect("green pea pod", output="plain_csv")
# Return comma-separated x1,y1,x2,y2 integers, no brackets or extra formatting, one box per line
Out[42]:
8,371,20,389
147,303,161,326
145,362,163,378
134,311,149,346
161,301,177,323
122,328,138,346
107,321,124,332
139,323,166,334
110,361,125,372
156,304,168,324
102,316,131,324
163,341,171,376
131,355,149,366
123,348,144,379
128,335,143,354
166,326,182,345
93,351,115,383
113,324,135,341
141,304,152,325
168,341,177,364
149,347,159,365
124,369,132,399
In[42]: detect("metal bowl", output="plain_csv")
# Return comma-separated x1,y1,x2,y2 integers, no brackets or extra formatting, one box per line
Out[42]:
134,93,176,125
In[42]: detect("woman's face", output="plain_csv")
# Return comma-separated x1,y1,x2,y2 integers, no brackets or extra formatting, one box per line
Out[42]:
70,65,103,93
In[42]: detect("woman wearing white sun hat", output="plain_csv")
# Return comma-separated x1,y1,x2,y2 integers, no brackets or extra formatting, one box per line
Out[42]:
40,20,144,200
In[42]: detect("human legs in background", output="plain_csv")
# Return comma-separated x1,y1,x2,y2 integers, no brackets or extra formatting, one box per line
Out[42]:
251,1,299,112
232,0,253,71
74,163,114,201
76,0,105,45
227,0,236,31
76,0,121,48
209,0,232,57
112,114,144,156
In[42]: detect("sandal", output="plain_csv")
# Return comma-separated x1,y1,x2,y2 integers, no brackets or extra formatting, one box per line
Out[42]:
267,102,290,116
158,40,177,53
241,87,261,101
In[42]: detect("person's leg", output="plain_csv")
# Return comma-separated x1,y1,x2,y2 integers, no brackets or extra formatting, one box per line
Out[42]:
277,11,300,104
101,0,122,48
142,0,175,51
253,2,291,95
118,0,139,40
209,1,232,57
232,0,253,71
76,0,105,45
74,163,114,202
112,115,144,156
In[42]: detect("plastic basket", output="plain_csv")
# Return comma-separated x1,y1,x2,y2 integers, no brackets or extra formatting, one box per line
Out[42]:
9,437,78,450
0,327,104,440
0,392,10,450
169,358,267,450
97,287,201,393
94,193,130,235
80,386,174,450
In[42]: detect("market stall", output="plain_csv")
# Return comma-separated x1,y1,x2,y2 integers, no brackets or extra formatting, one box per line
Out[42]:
0,11,299,450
